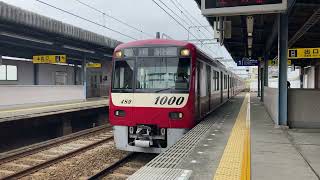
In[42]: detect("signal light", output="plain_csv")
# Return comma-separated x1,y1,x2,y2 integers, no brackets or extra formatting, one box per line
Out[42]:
114,110,126,117
160,128,166,135
129,127,134,134
180,49,190,56
169,112,183,120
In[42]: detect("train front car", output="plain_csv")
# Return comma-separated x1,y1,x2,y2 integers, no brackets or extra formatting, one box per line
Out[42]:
109,39,196,153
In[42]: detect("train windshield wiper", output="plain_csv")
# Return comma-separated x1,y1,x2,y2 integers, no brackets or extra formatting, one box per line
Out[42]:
155,87,175,93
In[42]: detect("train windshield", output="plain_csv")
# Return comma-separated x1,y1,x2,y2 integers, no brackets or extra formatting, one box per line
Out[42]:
136,57,190,93
112,59,134,91
112,57,190,93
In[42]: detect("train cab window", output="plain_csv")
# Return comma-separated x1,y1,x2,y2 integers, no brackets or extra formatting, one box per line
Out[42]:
112,60,134,90
135,57,190,92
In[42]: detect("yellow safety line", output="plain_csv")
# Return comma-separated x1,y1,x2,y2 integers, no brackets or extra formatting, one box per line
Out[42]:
213,93,251,180
0,100,108,114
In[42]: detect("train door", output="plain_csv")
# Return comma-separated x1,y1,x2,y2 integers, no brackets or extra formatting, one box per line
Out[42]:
220,71,223,103
195,61,201,120
206,65,211,111
227,75,230,99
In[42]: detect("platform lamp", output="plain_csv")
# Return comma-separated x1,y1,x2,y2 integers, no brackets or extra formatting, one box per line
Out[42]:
247,16,254,59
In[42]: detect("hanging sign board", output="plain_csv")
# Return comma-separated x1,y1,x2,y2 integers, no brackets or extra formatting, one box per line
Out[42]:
237,58,259,66
33,55,67,64
201,0,287,16
288,48,320,59
86,63,102,68
269,59,292,66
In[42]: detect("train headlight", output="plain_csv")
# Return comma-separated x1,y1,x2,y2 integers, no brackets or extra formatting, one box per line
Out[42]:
115,50,122,58
114,110,126,117
129,127,134,134
180,49,190,56
160,128,166,136
169,112,183,120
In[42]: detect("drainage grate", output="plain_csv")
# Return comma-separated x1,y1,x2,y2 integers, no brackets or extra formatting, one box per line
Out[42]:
129,115,218,179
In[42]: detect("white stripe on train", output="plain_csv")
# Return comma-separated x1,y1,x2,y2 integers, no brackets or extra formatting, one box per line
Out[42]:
111,93,189,108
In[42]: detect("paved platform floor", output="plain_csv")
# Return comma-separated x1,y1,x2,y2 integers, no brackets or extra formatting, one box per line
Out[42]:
0,98,109,123
251,95,319,180
130,92,320,179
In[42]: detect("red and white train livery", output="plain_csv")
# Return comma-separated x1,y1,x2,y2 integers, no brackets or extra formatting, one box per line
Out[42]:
109,39,244,153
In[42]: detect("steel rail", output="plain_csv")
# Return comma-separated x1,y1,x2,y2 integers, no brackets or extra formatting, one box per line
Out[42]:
0,125,110,165
88,152,136,180
1,136,114,180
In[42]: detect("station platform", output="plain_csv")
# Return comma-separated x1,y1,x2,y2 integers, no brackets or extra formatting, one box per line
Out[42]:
129,93,320,180
0,98,109,123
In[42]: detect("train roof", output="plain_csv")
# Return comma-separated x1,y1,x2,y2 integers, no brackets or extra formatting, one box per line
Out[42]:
115,39,242,80
115,39,192,51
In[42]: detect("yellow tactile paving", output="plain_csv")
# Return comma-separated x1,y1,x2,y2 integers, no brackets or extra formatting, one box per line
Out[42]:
213,93,251,180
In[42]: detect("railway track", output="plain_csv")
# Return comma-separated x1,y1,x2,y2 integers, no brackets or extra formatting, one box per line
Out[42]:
88,153,156,180
0,126,113,180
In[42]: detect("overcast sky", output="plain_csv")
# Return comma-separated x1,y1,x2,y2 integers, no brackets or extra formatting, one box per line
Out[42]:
2,0,237,67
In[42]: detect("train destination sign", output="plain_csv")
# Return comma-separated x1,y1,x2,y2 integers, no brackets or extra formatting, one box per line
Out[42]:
201,0,287,16
33,55,67,64
288,48,320,59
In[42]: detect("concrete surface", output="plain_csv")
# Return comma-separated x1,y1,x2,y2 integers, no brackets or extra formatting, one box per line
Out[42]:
0,85,85,110
251,95,319,180
263,87,278,124
130,92,320,180
176,95,245,180
0,98,109,123
288,129,320,178
288,89,320,128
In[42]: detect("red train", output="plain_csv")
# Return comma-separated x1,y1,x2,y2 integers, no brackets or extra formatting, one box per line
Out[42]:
109,39,244,153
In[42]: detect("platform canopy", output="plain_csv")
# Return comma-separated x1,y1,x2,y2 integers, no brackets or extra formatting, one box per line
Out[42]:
194,0,320,61
0,1,122,62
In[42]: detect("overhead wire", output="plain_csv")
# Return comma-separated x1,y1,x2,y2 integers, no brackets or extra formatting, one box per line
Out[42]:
169,0,208,40
156,0,204,40
35,0,138,40
173,0,213,37
73,0,154,38
153,0,219,57
170,0,236,69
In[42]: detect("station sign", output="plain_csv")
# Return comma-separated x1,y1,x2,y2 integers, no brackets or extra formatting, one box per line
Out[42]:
200,0,287,16
236,58,259,66
86,63,102,68
33,55,67,64
288,48,320,59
